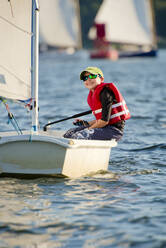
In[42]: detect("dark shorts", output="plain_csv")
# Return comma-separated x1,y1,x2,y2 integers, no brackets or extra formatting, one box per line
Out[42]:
63,125,123,141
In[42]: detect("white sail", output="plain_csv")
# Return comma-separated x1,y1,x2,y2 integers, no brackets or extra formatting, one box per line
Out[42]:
0,0,32,100
39,0,82,49
89,0,155,46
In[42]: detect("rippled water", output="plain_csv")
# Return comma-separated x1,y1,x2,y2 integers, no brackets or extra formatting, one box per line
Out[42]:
0,49,166,247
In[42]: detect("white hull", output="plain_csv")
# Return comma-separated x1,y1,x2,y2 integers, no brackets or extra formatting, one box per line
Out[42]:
0,130,117,178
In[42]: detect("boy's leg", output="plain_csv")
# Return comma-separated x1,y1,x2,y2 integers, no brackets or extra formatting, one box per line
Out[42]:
65,126,123,141
63,126,87,138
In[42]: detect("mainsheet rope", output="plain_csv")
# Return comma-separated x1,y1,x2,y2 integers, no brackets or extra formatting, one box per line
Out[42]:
0,97,32,135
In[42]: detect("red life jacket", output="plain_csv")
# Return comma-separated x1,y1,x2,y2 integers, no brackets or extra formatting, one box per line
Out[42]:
87,82,131,124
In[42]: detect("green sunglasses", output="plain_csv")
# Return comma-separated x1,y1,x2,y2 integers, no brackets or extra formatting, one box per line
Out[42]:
82,74,98,81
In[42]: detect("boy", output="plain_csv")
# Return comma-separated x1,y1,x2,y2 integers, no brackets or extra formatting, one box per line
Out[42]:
64,67,130,141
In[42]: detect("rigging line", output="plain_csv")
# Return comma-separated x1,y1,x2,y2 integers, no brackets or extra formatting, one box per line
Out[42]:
0,65,31,88
8,0,14,17
0,15,32,36
11,114,23,134
8,114,22,135
0,96,32,109
0,97,32,112
0,98,22,134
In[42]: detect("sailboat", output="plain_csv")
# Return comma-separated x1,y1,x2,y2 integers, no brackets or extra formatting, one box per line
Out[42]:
39,0,82,53
88,0,157,59
0,0,117,178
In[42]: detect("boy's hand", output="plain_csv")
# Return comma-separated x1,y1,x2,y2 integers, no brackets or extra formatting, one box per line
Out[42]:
73,119,89,127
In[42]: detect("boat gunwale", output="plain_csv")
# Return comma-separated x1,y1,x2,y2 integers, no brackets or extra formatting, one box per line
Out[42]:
0,131,117,149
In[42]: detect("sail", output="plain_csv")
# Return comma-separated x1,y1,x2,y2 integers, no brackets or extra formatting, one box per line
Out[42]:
0,0,32,101
89,0,155,46
39,0,82,49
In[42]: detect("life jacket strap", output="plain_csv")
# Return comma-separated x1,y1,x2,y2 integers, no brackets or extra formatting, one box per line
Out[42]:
92,100,126,114
92,100,130,119
110,110,130,119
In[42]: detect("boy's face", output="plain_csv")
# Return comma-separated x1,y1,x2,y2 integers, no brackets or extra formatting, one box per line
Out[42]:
83,73,103,91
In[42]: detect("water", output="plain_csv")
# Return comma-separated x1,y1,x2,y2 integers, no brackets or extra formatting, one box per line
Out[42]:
0,49,166,247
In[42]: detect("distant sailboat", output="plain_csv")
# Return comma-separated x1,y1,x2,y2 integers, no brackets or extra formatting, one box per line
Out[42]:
39,0,82,53
0,0,117,178
88,0,157,59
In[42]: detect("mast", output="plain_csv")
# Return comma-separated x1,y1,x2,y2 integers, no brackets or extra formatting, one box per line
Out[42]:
150,0,157,49
31,0,39,132
75,0,82,49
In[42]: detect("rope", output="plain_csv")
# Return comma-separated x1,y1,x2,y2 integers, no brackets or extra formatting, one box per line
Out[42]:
18,98,32,111
0,14,32,36
7,112,22,135
8,0,14,17
0,97,22,135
